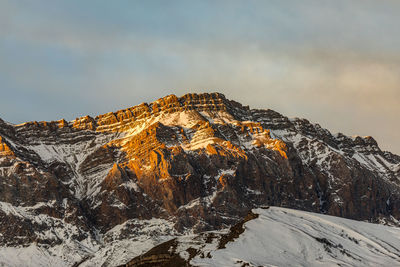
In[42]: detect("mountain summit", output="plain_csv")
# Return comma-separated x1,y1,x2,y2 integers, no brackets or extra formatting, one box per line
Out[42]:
0,92,399,265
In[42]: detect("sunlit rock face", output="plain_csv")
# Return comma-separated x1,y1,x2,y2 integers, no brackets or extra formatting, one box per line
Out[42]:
0,92,399,251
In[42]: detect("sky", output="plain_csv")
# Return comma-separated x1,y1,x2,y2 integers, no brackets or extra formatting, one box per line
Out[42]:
0,0,399,154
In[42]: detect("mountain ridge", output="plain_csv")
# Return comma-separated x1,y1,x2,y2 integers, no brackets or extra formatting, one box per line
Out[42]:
3,92,394,158
0,92,399,266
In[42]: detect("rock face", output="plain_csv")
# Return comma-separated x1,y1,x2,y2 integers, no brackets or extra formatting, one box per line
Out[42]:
0,93,399,265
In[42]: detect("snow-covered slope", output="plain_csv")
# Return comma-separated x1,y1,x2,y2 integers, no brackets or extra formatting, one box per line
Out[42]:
0,217,178,267
127,207,400,267
193,207,400,266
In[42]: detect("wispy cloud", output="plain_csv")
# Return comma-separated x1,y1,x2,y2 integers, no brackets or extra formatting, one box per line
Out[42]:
0,0,399,153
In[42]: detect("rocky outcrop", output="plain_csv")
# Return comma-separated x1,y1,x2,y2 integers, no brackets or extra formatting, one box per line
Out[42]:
0,136,14,157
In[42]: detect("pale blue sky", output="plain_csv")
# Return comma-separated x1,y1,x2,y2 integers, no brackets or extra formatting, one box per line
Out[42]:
1,0,399,153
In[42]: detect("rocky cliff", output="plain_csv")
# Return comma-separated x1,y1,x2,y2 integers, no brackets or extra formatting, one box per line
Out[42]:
0,92,399,266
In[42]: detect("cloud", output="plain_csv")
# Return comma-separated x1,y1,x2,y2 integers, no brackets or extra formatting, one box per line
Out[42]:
0,0,399,153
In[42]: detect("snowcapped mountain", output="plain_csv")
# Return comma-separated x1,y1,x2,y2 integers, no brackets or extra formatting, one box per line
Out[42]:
124,207,400,267
0,92,399,266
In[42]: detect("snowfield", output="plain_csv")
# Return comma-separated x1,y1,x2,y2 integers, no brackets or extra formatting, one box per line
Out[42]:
191,207,400,267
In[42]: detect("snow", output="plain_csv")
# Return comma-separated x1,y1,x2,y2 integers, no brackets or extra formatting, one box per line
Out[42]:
352,153,400,181
188,137,220,151
178,189,220,211
246,188,262,195
80,218,178,266
217,168,236,177
0,245,67,267
0,215,178,267
199,111,237,125
0,201,100,266
179,198,201,210
113,110,239,152
180,250,190,261
120,180,140,192
25,134,115,200
271,125,399,186
191,207,400,267
159,111,203,128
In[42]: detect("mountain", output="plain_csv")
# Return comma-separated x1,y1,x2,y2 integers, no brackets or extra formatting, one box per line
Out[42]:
0,92,399,266
123,206,400,267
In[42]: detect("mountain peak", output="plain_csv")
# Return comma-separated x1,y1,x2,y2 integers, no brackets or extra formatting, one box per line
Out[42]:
66,92,246,132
